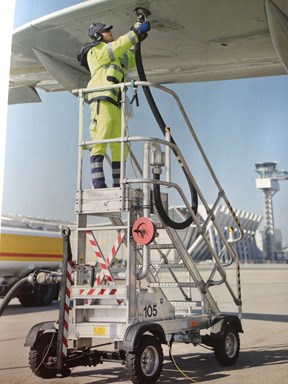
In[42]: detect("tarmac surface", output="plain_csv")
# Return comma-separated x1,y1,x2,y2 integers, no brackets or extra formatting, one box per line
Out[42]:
0,264,287,384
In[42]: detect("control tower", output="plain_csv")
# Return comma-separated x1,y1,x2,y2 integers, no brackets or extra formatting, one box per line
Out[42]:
255,162,288,261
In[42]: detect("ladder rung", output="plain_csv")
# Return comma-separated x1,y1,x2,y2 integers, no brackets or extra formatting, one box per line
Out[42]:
74,304,126,310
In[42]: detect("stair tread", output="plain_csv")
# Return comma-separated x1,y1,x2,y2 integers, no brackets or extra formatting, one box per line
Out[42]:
148,282,197,287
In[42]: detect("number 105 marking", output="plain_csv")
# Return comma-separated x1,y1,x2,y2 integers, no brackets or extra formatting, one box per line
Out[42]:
144,304,158,318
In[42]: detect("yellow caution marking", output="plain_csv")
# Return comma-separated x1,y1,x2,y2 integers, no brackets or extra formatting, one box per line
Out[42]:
93,326,106,336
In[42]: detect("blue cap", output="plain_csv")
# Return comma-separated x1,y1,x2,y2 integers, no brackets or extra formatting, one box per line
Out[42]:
88,22,113,38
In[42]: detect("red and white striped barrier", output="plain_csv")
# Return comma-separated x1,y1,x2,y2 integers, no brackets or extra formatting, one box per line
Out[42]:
62,260,73,357
91,230,125,285
86,231,114,283
85,230,126,305
72,286,127,299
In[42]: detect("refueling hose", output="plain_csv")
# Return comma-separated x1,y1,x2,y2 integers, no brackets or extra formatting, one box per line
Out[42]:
134,41,198,229
0,276,29,316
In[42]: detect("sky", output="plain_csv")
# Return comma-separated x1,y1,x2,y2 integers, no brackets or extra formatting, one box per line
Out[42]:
2,0,288,244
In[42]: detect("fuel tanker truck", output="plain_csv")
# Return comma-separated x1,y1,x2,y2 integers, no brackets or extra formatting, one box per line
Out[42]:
0,215,71,307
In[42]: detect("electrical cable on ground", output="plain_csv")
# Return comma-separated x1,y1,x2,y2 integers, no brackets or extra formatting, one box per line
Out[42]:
169,338,198,383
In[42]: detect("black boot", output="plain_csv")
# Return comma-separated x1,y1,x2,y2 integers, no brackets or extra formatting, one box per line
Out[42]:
112,161,121,187
90,155,107,188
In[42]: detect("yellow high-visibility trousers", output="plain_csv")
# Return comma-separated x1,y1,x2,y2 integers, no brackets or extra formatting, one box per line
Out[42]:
89,100,128,161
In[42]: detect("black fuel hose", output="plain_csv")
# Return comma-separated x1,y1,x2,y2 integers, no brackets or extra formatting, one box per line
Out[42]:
0,276,29,316
135,42,198,229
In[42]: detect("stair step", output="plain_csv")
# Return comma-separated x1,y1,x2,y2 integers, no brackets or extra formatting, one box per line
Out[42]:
137,243,175,250
148,282,197,288
75,188,123,214
151,263,187,269
170,300,202,307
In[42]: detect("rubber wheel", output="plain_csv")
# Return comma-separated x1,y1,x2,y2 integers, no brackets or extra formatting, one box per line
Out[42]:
29,332,70,378
214,326,240,366
125,335,163,384
18,284,58,307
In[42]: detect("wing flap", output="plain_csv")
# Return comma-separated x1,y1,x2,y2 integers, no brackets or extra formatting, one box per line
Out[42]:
8,86,41,105
33,48,89,91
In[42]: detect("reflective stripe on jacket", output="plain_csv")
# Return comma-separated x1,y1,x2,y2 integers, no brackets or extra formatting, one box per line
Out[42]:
87,31,138,106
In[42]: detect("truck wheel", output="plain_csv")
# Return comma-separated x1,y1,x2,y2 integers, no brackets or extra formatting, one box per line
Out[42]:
18,284,58,307
29,332,70,378
125,335,163,384
214,326,240,366
29,332,58,378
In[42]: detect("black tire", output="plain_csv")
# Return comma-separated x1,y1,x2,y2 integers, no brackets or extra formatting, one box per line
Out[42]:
214,326,240,366
29,332,59,378
125,335,163,384
18,284,58,307
29,332,71,378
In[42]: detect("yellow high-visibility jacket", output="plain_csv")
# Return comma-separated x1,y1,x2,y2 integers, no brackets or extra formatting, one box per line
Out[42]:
87,31,138,107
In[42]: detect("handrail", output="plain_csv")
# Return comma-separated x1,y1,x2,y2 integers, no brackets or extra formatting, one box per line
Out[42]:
73,81,243,241
74,80,243,312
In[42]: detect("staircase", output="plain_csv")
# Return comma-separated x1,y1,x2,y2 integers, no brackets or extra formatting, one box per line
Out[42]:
69,81,243,343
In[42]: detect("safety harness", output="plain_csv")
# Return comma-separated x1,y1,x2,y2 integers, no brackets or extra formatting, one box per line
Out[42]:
77,41,100,71
77,42,127,107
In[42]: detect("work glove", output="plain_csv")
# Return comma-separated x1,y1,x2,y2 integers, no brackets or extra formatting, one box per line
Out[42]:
132,20,150,42
136,21,150,33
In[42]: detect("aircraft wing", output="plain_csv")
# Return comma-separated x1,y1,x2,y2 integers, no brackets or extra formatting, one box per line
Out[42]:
9,0,288,104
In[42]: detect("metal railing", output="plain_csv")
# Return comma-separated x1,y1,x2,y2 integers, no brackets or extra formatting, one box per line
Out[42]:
73,80,243,315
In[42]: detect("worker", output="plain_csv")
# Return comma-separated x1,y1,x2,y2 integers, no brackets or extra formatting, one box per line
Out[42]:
78,20,150,188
